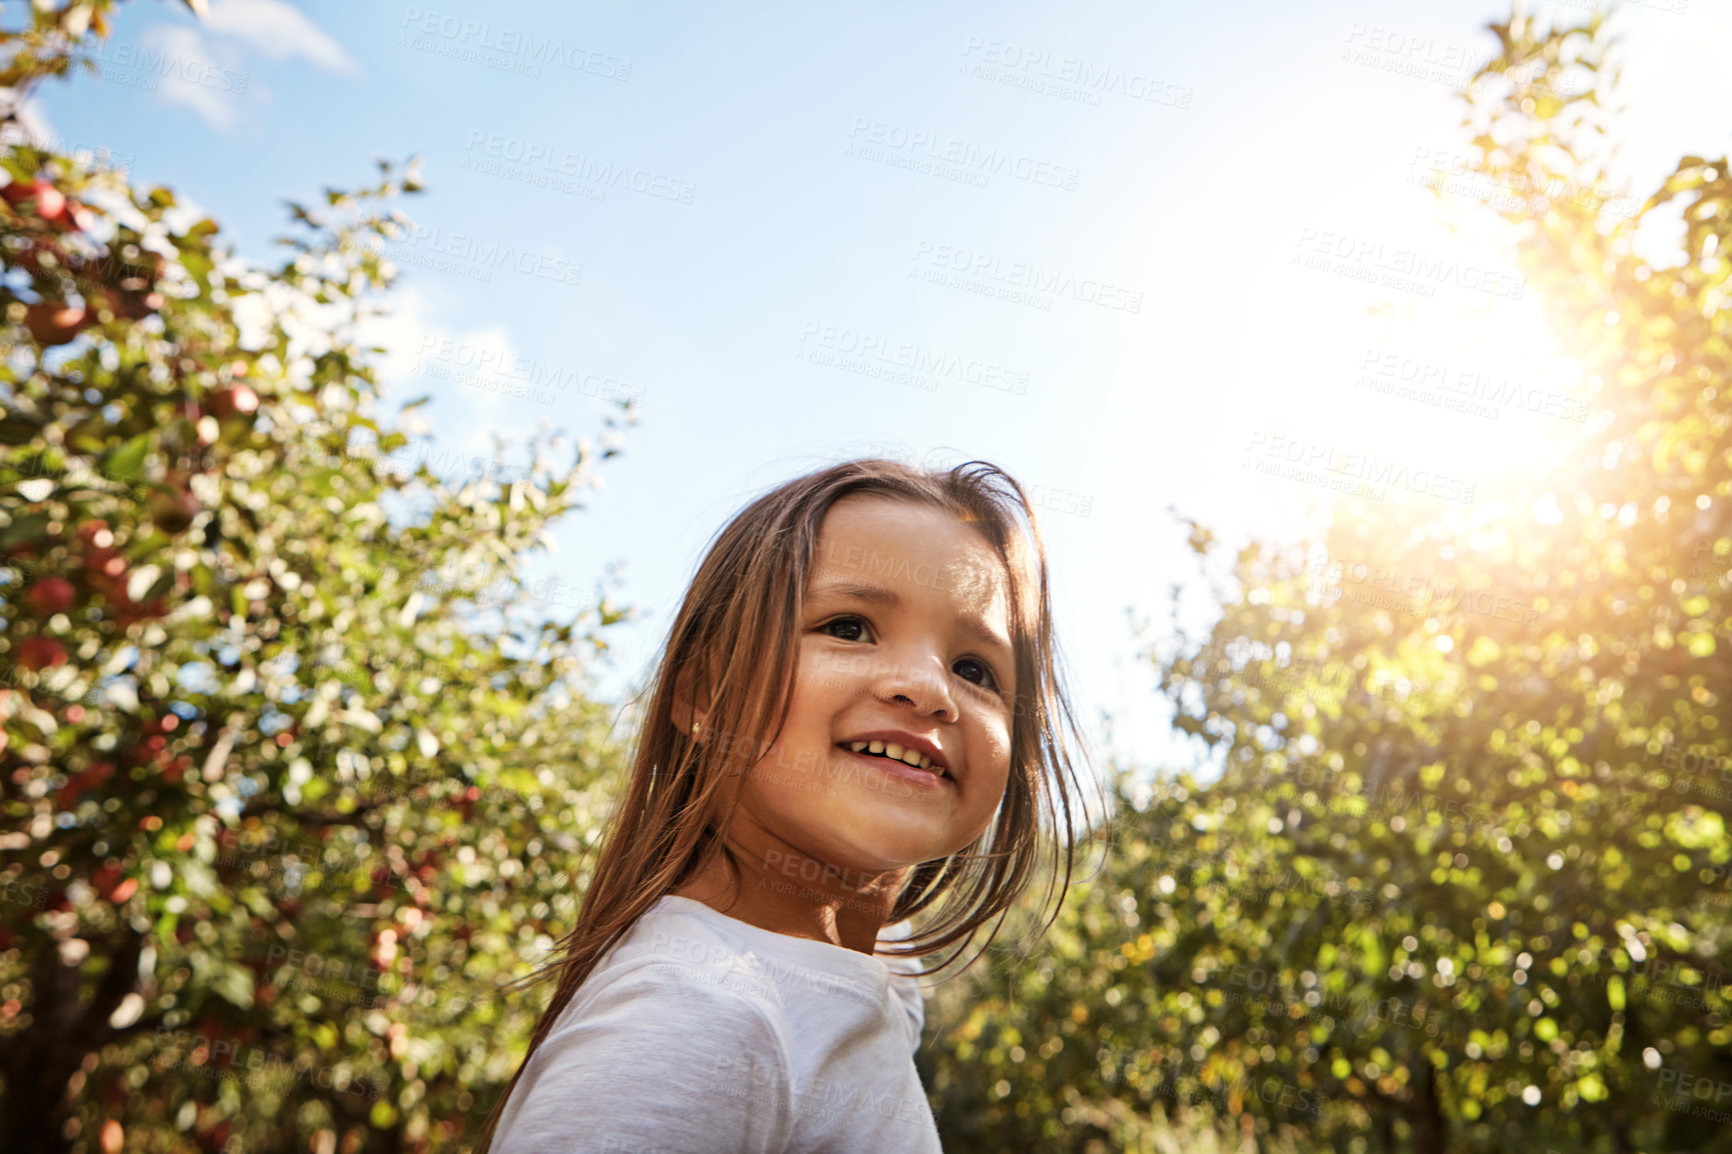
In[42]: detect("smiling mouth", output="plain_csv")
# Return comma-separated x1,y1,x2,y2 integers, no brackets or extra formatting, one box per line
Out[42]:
838,740,948,778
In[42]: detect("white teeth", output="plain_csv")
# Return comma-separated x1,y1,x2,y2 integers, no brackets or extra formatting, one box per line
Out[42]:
843,740,942,775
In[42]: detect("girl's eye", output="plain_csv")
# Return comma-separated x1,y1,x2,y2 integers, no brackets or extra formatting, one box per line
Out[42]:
953,657,999,691
821,616,874,643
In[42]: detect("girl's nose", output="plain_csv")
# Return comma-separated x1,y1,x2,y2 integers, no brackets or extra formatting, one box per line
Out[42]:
873,650,956,721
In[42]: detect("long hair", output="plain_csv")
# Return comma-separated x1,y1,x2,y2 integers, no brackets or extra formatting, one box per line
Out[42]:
478,457,1096,1149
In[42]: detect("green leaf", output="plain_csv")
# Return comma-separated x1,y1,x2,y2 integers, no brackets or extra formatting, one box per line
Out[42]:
213,963,254,1009
105,432,152,482
0,514,49,547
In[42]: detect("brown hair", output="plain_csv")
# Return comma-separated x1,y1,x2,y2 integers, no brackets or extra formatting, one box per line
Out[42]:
478,457,1096,1148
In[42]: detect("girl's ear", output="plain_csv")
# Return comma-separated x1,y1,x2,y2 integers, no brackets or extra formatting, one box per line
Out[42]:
670,658,718,739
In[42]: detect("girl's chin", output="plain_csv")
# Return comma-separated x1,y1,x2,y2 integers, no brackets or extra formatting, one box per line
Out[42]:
816,813,964,870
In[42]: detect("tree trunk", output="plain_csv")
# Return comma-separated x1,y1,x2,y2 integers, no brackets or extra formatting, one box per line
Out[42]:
1409,1060,1448,1154
0,929,145,1154
1376,1109,1397,1154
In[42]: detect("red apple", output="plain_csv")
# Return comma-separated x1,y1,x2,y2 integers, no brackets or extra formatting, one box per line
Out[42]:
3,180,68,223
23,576,76,615
148,488,201,534
210,384,260,416
16,637,67,671
23,302,90,346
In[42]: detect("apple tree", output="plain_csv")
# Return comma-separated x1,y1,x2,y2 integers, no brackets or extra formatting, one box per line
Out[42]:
1,5,634,1152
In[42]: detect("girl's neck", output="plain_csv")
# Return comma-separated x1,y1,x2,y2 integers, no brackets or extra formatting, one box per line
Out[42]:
671,842,908,955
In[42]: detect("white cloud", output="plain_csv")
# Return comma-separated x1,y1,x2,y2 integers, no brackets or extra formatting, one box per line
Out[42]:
356,286,531,448
135,2,356,130
360,292,550,486
140,25,243,130
203,0,360,74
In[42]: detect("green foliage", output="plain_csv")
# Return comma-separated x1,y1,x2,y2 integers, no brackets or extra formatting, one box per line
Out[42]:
0,0,207,94
0,10,632,1153
926,9,1729,1153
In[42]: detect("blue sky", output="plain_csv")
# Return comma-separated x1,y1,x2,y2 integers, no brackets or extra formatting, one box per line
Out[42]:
28,0,1732,777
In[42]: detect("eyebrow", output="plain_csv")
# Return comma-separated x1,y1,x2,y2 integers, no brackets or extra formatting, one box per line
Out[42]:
808,580,1013,655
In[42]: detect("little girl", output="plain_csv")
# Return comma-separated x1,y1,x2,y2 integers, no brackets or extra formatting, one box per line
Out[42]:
482,457,1090,1152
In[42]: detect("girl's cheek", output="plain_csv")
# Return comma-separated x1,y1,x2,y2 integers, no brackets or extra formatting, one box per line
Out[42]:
978,716,1014,783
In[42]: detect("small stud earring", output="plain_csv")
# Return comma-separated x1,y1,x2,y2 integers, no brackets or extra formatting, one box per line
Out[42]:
691,721,703,738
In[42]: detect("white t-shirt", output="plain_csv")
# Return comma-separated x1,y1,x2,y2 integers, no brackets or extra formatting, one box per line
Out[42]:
491,894,943,1153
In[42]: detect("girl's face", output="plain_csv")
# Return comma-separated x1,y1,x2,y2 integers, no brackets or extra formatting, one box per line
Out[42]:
734,495,1018,876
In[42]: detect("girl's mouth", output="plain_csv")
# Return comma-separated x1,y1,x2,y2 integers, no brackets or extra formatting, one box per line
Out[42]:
836,740,949,780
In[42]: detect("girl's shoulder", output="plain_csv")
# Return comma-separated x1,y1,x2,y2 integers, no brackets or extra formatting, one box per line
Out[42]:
604,896,897,1006
595,897,926,1031
552,896,928,1059
498,899,939,1152
872,916,929,1053
494,911,798,1153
